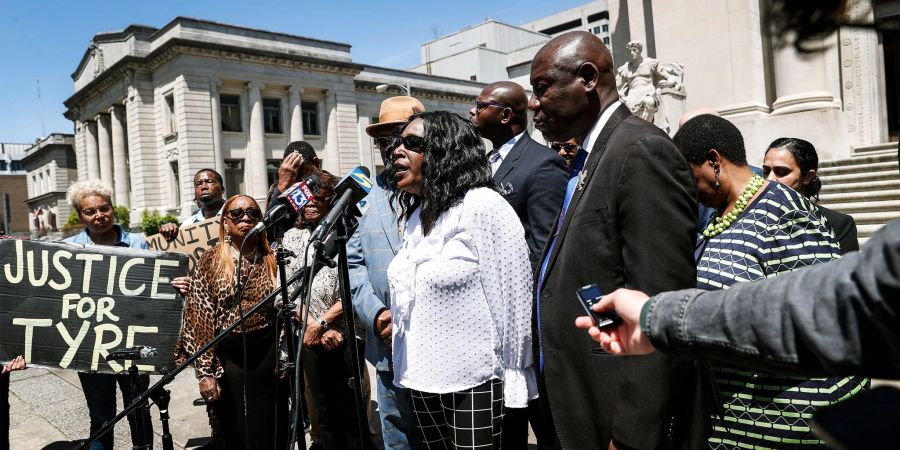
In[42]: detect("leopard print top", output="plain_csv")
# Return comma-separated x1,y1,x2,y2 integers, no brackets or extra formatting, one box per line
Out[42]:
173,245,276,378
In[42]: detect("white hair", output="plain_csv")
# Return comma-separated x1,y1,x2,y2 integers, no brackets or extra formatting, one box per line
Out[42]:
67,179,113,211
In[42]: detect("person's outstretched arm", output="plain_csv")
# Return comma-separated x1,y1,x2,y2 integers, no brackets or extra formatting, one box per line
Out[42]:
578,219,900,379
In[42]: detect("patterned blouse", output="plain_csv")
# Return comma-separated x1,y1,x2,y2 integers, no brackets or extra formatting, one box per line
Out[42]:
173,245,276,378
283,226,366,340
698,182,868,450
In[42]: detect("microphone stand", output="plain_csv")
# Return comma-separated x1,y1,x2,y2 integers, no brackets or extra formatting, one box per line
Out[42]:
271,217,305,450
310,204,370,448
76,262,322,450
103,351,156,450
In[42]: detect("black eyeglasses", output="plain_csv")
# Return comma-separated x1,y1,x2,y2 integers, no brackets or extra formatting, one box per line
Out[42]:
399,135,426,153
551,142,579,152
80,204,113,217
373,136,400,151
474,100,511,112
226,207,262,221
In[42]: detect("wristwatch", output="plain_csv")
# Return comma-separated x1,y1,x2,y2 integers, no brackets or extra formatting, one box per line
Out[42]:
319,319,329,330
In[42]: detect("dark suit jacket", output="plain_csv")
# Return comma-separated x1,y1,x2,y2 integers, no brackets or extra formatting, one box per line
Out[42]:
493,133,569,271
819,205,859,254
537,104,704,449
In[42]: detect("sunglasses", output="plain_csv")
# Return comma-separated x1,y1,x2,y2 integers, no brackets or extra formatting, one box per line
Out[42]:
373,136,400,151
474,100,511,112
551,142,579,152
399,135,426,153
80,204,113,217
226,207,262,221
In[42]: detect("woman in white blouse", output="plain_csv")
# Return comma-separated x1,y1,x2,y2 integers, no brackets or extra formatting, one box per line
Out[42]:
387,111,537,449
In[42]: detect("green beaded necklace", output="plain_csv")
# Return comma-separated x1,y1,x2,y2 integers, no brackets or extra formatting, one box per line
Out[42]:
702,174,765,238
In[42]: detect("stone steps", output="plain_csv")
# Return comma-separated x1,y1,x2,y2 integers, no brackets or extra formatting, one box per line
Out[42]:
816,143,899,248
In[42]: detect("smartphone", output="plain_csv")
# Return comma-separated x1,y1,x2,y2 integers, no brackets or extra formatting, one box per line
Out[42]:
576,284,621,329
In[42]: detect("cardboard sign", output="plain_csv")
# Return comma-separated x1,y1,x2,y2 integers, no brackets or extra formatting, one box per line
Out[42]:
0,239,188,374
145,216,220,273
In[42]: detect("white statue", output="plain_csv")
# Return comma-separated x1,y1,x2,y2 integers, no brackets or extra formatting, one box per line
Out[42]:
615,41,684,133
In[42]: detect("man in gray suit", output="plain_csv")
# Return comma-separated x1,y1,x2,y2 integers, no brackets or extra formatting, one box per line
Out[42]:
348,96,424,449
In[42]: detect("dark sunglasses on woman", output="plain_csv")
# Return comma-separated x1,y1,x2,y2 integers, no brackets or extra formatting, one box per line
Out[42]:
226,207,262,221
400,135,426,153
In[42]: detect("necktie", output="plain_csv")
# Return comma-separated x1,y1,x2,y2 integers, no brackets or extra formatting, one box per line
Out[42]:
488,149,502,174
536,147,587,371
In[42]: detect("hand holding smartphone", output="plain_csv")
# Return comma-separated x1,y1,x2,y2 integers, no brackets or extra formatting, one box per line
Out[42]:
576,284,621,329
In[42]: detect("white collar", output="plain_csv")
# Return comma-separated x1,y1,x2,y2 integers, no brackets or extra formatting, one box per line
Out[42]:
495,131,525,160
580,100,622,154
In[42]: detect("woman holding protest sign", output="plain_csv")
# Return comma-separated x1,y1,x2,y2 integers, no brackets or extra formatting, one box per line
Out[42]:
62,179,155,450
174,194,288,449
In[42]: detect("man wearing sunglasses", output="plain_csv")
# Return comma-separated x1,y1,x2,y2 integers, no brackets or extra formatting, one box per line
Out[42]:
347,96,425,450
470,81,568,448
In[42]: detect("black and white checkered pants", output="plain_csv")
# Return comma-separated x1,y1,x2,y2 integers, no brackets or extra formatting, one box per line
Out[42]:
410,379,504,449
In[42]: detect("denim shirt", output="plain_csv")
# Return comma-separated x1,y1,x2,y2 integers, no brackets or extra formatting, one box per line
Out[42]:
642,219,900,378
63,224,148,250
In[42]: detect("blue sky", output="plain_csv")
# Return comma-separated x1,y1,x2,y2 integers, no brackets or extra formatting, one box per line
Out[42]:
0,0,589,143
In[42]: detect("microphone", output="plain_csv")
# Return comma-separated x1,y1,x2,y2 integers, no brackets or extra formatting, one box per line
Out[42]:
105,346,158,361
248,175,322,238
308,167,373,245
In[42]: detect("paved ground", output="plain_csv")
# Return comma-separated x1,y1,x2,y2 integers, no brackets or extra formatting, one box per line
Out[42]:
8,362,538,449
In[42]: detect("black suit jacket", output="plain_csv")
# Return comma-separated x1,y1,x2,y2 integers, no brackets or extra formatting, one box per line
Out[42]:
493,133,569,271
819,205,859,254
537,104,704,449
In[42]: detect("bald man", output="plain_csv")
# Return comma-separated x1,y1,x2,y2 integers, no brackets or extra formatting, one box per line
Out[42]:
529,32,704,449
471,81,568,270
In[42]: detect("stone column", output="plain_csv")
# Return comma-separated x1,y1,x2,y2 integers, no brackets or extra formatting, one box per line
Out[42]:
323,90,340,172
288,85,304,142
96,114,114,188
209,78,225,176
771,35,841,115
85,120,100,180
246,82,269,200
109,105,130,206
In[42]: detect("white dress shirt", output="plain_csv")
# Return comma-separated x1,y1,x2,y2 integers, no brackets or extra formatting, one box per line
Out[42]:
488,132,525,175
580,100,622,154
387,187,537,407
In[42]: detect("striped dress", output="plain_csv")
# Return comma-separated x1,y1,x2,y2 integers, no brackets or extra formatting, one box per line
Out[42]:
697,182,868,450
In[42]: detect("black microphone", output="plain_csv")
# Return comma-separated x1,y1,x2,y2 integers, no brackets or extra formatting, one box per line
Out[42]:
248,175,322,238
308,167,373,245
105,346,158,361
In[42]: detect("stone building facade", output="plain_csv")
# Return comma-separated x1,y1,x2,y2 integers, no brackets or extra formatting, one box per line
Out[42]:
63,17,482,224
0,142,30,234
20,134,78,234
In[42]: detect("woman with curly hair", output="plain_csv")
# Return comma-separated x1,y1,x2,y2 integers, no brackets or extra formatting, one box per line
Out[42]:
763,137,859,254
387,111,536,449
173,194,288,449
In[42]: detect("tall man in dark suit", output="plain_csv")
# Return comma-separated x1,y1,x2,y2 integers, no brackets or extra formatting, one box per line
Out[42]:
530,32,704,449
470,82,568,448
470,81,568,270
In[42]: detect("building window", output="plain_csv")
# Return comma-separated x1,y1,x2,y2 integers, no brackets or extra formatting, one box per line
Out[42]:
220,94,242,132
470,75,477,81
592,26,602,34
603,37,611,45
225,159,245,198
33,175,39,196
301,101,321,136
266,159,280,192
170,161,181,207
602,24,609,32
263,98,283,134
165,93,176,135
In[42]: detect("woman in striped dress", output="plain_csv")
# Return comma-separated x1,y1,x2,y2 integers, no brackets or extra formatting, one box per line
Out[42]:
673,115,868,450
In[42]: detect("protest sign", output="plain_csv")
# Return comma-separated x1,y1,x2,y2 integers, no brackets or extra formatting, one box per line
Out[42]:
145,216,220,273
0,239,188,374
